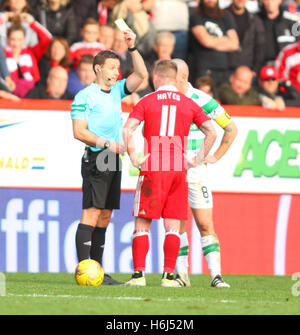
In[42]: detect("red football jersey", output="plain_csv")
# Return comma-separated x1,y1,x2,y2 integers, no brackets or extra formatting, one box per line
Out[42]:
129,85,210,172
276,40,300,94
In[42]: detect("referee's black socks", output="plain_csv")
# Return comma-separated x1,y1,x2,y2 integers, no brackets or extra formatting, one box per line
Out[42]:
75,223,94,262
75,223,107,266
90,227,107,266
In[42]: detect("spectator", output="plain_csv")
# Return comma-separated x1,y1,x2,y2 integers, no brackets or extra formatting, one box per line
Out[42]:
98,24,114,50
112,28,133,78
27,0,41,7
151,0,189,60
70,18,105,69
218,0,231,8
145,31,175,65
283,0,300,21
259,64,300,107
144,31,176,91
275,38,300,94
258,0,298,65
194,75,216,97
126,0,155,15
110,0,156,56
188,0,239,85
34,0,77,46
70,0,98,41
115,0,155,21
66,54,95,96
25,65,73,99
140,0,156,15
0,88,20,100
3,14,52,97
0,0,38,47
0,22,18,99
226,0,266,75
38,36,70,86
218,65,261,105
245,0,260,13
278,80,300,106
97,0,120,26
0,1,41,11
258,65,286,110
0,40,15,91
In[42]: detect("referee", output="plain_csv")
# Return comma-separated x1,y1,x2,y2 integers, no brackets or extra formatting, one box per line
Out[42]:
71,29,148,285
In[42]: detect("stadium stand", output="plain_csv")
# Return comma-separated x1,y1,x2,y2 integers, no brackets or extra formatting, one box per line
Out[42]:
0,0,298,107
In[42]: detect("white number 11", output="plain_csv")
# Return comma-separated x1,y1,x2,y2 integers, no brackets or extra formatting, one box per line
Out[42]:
160,105,177,136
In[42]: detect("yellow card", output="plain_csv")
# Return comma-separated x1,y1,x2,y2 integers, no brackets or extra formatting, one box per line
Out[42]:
114,18,130,32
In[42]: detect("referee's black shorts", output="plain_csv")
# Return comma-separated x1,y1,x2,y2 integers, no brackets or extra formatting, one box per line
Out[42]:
81,148,122,210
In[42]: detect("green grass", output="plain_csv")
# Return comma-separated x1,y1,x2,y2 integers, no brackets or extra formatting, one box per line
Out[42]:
0,273,299,315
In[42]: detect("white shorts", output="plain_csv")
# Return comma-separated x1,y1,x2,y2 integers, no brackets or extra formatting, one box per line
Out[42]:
187,164,213,209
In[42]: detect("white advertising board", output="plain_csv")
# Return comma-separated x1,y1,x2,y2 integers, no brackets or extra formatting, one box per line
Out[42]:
0,109,299,193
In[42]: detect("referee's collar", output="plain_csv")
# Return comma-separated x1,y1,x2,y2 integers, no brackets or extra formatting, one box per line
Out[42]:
157,85,178,92
92,82,111,94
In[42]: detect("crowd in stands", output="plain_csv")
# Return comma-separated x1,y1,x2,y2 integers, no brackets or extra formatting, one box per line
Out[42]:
0,0,299,109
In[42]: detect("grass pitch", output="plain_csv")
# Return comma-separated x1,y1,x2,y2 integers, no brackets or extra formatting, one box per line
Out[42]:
0,272,299,315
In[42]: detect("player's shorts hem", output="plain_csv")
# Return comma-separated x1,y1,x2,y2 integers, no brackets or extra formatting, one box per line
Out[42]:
189,203,213,209
83,204,120,210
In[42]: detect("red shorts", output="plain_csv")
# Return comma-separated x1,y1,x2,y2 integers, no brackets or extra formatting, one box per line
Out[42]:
133,171,188,220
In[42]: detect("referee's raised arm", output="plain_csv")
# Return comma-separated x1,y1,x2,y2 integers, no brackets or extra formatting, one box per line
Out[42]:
123,30,148,93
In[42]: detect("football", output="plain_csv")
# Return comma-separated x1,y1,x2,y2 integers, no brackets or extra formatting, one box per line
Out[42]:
74,259,104,286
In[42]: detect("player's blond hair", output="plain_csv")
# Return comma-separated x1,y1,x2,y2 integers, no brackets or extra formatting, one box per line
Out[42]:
153,60,177,81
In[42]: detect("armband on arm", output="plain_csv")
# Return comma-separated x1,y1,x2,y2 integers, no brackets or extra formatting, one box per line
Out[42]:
215,112,232,128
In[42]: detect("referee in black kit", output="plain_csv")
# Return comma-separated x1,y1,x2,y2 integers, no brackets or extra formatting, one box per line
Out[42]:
71,28,148,284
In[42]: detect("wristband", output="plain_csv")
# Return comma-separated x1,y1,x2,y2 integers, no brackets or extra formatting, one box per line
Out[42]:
128,46,137,52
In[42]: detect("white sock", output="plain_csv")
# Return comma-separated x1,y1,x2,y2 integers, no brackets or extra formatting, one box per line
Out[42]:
201,234,221,279
176,232,189,274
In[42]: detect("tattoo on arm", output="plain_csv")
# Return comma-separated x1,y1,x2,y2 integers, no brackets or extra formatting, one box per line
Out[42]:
198,121,217,158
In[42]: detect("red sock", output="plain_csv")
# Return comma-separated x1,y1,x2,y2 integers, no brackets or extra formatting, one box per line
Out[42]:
163,230,180,273
132,229,149,271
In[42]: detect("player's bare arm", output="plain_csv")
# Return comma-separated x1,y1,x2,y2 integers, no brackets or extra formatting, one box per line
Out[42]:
205,120,238,164
72,119,125,154
123,30,148,93
196,120,217,163
184,120,216,168
123,117,150,168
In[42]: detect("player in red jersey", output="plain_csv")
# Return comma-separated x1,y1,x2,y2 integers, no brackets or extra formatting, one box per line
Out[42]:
123,60,216,287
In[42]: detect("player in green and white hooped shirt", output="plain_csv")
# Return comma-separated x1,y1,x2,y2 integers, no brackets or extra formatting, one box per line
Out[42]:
172,59,238,288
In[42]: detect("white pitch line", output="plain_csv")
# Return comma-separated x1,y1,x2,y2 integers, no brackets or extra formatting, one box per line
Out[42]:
6,294,286,305
8,293,144,301
7,293,221,303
